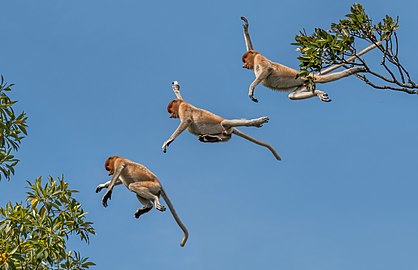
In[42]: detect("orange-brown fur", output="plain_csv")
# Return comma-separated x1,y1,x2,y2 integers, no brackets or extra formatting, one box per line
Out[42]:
97,155,189,247
163,98,281,160
241,18,365,102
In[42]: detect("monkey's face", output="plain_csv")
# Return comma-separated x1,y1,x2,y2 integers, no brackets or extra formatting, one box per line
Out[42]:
167,99,182,118
242,50,257,70
105,156,117,176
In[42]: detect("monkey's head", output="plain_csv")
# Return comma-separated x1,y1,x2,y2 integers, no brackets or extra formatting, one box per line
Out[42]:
105,156,119,176
242,50,258,70
167,99,183,118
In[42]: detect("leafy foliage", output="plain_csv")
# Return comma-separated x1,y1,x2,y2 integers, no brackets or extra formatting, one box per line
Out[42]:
293,3,417,94
0,176,96,269
0,75,28,180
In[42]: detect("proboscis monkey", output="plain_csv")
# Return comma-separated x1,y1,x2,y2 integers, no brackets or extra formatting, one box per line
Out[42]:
241,16,367,103
162,81,281,160
96,155,189,247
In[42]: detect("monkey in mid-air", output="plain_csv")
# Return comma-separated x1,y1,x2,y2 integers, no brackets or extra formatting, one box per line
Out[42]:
162,81,281,160
241,16,367,103
96,155,189,247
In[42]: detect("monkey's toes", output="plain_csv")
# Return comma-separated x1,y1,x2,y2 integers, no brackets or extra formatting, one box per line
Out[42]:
157,205,166,212
261,116,269,123
321,96,332,102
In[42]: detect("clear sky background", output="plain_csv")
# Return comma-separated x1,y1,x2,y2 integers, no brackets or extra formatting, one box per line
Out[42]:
1,0,418,269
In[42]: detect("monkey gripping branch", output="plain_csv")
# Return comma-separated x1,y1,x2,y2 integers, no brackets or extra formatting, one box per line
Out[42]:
293,3,418,94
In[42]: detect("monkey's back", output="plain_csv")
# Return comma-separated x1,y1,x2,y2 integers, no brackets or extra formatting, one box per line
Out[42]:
185,105,225,136
259,57,305,90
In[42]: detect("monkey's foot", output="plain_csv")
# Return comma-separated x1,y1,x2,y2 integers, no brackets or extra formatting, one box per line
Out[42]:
317,91,332,102
156,204,166,212
253,116,269,127
134,207,152,218
198,134,223,143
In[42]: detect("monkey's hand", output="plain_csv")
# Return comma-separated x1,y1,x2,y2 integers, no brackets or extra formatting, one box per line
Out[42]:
102,190,112,207
162,140,172,153
249,94,258,103
96,183,106,193
241,16,249,29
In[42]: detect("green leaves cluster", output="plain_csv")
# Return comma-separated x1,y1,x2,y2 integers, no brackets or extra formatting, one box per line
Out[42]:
0,75,28,181
0,176,96,269
293,3,399,76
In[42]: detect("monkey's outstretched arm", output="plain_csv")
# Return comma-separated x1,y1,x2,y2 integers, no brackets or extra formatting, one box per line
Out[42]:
249,68,271,103
162,119,192,153
241,16,254,51
232,128,281,160
102,164,125,207
96,179,122,193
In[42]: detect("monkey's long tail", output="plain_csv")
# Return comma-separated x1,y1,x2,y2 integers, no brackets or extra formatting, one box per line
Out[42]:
160,188,189,247
233,128,281,160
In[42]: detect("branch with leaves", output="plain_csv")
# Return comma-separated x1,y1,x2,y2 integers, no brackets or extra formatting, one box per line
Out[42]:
293,3,418,94
0,75,28,180
0,176,96,269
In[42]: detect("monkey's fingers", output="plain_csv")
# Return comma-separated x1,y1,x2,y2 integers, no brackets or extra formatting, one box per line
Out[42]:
102,191,112,207
95,186,103,193
249,96,258,103
241,16,249,24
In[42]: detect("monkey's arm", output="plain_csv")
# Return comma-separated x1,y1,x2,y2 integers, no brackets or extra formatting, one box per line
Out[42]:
96,179,122,193
162,119,192,153
232,128,281,160
249,68,271,103
241,16,254,51
102,164,125,207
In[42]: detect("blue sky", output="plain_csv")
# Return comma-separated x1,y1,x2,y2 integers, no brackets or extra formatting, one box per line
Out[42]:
1,0,418,269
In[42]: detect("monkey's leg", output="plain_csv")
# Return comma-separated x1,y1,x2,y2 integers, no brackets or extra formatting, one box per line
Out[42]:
134,195,153,219
129,183,166,212
221,117,269,129
198,133,231,143
288,85,331,102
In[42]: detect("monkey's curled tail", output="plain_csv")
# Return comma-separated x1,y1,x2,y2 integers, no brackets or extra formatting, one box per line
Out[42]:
233,128,281,160
160,188,189,247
